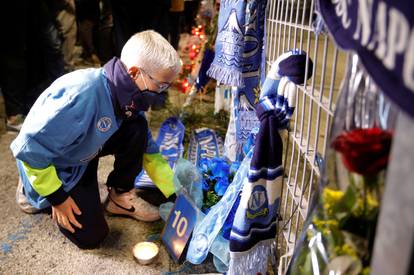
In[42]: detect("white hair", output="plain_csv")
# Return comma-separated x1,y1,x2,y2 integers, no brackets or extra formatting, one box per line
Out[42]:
120,30,181,74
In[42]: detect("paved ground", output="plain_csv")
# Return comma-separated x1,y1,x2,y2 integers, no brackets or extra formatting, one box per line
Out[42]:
0,90,217,274
0,34,223,274
0,132,218,274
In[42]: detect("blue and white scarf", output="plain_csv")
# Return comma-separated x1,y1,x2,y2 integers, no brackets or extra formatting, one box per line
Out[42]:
184,71,299,272
239,0,268,105
234,93,261,161
226,101,284,275
207,0,246,87
227,68,301,275
187,128,221,166
207,0,268,94
156,117,185,164
212,0,267,163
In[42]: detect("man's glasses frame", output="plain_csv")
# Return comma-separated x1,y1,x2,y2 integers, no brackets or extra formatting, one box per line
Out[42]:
140,68,171,92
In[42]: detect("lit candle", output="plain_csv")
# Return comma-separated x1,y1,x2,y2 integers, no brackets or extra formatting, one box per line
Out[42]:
133,242,159,265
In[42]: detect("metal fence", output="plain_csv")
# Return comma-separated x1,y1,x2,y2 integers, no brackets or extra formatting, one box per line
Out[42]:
265,0,348,273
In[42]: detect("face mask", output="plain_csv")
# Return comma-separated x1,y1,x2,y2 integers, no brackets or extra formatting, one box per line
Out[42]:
137,71,167,109
124,73,167,117
130,90,165,112
150,91,167,110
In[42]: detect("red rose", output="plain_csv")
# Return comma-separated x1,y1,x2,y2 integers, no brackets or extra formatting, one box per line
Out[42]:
331,128,393,175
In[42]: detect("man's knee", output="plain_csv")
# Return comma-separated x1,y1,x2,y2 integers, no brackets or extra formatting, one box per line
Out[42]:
78,226,109,249
60,221,109,249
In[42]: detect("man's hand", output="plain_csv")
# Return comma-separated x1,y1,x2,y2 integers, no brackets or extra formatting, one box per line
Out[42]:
52,196,82,233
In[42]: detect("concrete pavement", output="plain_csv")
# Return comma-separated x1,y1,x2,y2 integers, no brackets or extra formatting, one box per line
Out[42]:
0,130,217,274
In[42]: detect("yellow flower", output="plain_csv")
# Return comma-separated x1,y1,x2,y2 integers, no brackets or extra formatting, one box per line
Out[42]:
352,193,379,218
322,188,344,216
335,243,358,258
361,267,371,275
313,218,339,237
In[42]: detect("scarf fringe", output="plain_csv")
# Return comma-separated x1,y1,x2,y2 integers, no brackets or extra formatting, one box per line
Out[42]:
227,239,273,275
207,64,244,87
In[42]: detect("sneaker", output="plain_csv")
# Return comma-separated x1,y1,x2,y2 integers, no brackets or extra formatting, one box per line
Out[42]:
104,188,160,222
16,178,41,214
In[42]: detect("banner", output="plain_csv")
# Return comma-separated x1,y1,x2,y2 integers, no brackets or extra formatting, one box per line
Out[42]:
318,0,414,117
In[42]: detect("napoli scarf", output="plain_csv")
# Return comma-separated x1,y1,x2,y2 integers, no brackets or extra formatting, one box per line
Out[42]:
220,0,269,163
239,0,268,105
207,0,246,87
187,128,221,166
226,98,284,275
184,73,299,272
227,62,304,274
207,0,268,92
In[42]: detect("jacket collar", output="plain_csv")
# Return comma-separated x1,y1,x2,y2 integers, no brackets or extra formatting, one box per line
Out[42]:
103,57,139,118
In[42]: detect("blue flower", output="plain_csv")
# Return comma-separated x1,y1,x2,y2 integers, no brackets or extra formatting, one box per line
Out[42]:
214,177,230,196
208,157,220,171
211,158,230,179
200,157,241,216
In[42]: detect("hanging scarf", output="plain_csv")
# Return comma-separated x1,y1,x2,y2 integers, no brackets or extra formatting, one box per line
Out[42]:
207,0,268,91
239,0,268,105
318,0,414,118
207,0,247,87
226,0,268,162
226,95,285,275
227,50,312,273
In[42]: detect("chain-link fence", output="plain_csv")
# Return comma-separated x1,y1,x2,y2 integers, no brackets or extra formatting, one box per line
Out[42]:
265,0,348,273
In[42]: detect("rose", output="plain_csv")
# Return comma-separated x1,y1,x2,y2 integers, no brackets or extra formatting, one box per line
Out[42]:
331,128,393,176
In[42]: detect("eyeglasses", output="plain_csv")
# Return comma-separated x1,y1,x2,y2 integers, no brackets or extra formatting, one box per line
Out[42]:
140,68,172,92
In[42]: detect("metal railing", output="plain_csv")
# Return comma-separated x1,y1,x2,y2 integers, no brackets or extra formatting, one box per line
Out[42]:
265,0,347,273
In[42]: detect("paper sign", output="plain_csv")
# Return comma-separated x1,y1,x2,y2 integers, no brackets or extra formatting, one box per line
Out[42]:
161,191,199,263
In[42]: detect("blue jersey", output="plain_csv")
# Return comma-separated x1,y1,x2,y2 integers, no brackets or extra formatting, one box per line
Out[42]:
10,68,158,209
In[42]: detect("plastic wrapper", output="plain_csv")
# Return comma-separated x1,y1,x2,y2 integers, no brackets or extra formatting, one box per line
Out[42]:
186,149,253,266
173,158,204,209
287,54,398,275
160,158,203,221
160,152,253,272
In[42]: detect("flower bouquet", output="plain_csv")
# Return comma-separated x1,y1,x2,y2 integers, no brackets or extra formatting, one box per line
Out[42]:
198,157,241,239
287,54,397,275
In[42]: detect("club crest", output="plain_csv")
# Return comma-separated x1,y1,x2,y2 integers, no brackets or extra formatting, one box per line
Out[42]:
246,185,269,219
96,117,112,132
